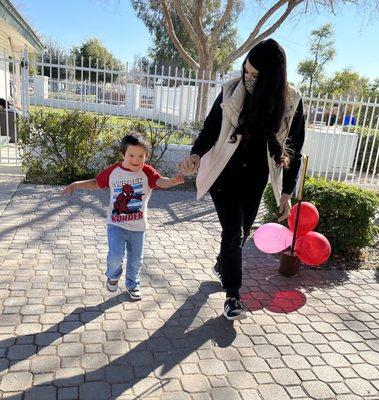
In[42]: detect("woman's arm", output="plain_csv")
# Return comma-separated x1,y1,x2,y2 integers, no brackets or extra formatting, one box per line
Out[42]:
180,91,223,174
282,99,305,195
190,91,223,157
62,178,99,196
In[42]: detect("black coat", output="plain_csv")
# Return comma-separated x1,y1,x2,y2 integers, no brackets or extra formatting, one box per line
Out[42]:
191,92,305,195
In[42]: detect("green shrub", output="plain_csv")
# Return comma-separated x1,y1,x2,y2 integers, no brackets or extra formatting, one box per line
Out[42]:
29,106,194,145
18,110,190,184
263,178,379,254
18,110,125,184
101,121,189,170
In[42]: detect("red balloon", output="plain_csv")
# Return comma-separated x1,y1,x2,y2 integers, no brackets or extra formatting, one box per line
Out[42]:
288,202,319,236
295,231,331,266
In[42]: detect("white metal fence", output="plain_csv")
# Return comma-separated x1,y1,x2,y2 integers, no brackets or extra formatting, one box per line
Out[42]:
0,49,378,190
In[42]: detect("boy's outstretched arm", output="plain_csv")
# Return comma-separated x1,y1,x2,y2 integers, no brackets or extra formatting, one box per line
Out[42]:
62,178,100,196
156,173,184,189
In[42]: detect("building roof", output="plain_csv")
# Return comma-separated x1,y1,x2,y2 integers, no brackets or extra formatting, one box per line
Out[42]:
0,0,44,53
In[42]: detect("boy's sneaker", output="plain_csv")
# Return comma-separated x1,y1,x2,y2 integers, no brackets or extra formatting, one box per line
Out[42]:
223,297,247,321
106,278,118,292
212,261,222,283
126,287,142,300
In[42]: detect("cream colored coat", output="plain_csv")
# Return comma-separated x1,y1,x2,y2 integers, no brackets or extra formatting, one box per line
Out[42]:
196,77,302,205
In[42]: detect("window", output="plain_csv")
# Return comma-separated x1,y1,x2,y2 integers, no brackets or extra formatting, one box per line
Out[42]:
140,94,154,109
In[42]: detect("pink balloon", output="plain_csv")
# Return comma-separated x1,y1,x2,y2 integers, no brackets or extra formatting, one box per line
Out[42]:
254,223,293,254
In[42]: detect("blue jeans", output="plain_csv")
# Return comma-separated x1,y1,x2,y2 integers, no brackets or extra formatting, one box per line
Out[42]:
106,224,145,289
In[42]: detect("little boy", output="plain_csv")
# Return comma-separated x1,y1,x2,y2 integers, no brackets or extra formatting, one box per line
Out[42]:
62,133,184,300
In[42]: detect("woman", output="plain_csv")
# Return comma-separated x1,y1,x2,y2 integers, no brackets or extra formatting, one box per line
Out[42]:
179,39,305,321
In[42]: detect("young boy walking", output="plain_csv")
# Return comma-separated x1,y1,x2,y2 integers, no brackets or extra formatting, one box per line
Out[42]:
62,133,184,300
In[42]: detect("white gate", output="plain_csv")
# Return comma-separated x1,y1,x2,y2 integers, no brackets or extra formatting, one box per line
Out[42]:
0,48,29,165
1,48,378,191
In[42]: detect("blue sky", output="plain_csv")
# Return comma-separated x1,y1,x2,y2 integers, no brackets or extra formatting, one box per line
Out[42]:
15,0,379,84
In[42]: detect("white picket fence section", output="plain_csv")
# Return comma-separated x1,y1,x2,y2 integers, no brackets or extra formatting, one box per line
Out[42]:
0,48,378,191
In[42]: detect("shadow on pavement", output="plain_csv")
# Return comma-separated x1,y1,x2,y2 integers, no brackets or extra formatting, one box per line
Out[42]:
240,240,350,314
0,292,135,374
2,281,236,400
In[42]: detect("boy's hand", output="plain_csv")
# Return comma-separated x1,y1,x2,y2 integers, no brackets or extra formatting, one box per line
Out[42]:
171,173,185,186
62,183,77,197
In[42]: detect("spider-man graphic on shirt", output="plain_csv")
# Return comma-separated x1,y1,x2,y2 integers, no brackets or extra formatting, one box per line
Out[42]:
112,184,143,215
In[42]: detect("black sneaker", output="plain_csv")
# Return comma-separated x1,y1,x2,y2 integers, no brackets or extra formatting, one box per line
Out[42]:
212,260,222,283
126,287,142,300
106,278,118,292
223,297,247,320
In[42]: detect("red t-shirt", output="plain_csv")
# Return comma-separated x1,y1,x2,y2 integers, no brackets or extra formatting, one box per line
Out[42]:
96,163,162,231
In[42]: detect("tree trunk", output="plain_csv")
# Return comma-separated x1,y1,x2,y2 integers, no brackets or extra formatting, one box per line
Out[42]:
308,76,314,96
195,64,213,122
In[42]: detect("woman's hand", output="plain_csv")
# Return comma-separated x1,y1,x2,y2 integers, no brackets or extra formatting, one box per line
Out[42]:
278,193,292,222
179,154,200,175
275,155,290,169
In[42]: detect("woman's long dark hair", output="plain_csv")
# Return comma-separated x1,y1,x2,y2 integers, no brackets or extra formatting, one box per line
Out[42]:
231,39,289,166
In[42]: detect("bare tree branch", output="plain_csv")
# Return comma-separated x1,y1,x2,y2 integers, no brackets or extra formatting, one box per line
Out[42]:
217,0,303,73
192,0,207,48
171,0,206,60
159,0,199,69
253,0,303,43
210,0,234,47
250,0,289,41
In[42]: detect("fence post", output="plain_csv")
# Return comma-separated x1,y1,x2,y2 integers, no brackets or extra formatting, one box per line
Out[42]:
20,46,30,117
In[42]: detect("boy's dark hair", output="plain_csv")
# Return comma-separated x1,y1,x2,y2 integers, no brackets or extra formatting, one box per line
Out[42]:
120,132,149,155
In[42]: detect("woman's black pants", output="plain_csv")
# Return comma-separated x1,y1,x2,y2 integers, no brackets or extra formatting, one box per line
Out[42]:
210,180,267,298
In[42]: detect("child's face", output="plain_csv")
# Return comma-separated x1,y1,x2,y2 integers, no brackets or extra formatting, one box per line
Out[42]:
121,145,147,171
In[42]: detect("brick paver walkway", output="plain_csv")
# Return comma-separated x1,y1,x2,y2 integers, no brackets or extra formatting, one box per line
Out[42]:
0,184,378,400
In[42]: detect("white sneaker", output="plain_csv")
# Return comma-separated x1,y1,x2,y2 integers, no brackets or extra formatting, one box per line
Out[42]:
127,287,142,300
106,278,118,292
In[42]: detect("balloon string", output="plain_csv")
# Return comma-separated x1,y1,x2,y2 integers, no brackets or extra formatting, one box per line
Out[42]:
290,200,302,255
290,154,308,255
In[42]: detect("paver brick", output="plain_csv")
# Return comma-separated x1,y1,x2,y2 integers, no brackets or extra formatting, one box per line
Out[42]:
1,186,379,400
79,382,111,400
31,356,60,373
241,357,270,373
57,387,79,400
24,387,57,400
210,387,242,400
271,368,301,385
181,375,210,392
303,381,336,399
345,378,378,397
0,371,32,391
259,384,290,400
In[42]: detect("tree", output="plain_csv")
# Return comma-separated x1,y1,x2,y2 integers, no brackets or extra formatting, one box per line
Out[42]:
297,23,335,95
366,78,379,99
318,69,379,99
131,0,240,73
131,1,378,119
131,0,243,119
320,68,369,97
70,38,123,82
